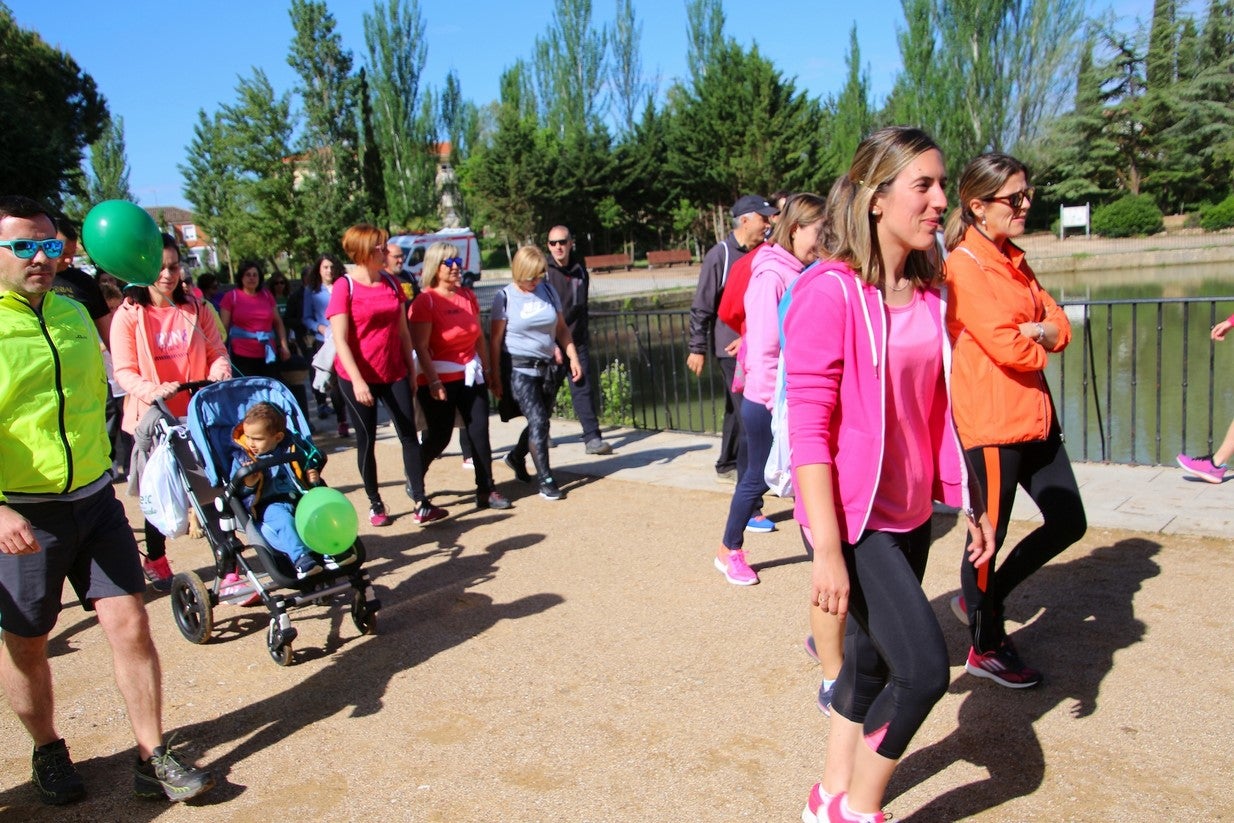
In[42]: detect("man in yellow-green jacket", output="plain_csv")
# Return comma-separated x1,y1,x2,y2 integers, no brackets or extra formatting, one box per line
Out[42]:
0,195,213,806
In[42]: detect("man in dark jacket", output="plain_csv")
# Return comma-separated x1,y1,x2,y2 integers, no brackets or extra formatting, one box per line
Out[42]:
686,194,778,480
545,225,612,455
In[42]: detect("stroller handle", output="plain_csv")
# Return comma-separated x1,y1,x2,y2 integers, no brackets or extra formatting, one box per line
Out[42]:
152,379,218,420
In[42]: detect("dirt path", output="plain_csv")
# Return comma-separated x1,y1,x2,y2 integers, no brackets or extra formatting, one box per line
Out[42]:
1,437,1231,821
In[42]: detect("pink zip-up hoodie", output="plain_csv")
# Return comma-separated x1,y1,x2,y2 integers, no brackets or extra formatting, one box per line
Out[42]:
741,242,805,408
783,261,969,543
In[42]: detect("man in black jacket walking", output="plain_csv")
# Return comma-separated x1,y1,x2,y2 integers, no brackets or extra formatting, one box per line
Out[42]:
546,225,612,455
686,195,778,480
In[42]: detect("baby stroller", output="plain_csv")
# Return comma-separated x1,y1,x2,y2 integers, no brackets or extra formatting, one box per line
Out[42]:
158,376,380,665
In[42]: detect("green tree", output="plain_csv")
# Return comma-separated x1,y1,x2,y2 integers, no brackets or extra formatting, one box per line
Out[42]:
665,41,825,237
82,116,134,208
882,0,1083,178
440,70,479,226
610,0,654,133
684,0,724,84
465,62,547,260
357,68,389,228
534,0,608,137
611,99,675,250
222,70,300,271
180,109,243,275
883,0,942,136
827,26,873,177
1036,33,1121,204
0,9,108,204
288,0,364,257
363,0,437,229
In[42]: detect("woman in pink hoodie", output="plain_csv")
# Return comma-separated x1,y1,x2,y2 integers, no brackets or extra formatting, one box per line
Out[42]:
715,193,827,586
789,127,995,823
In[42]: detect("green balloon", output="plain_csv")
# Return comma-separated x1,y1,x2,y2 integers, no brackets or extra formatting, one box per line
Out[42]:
294,487,359,556
81,200,163,286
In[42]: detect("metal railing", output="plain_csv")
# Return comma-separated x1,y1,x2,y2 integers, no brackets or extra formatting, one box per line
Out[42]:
573,296,1234,466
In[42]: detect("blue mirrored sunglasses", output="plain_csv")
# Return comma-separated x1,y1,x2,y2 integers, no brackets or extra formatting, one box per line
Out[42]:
0,238,65,260
443,257,463,268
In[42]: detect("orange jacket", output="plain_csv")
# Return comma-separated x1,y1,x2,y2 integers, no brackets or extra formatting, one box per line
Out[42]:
944,226,1071,448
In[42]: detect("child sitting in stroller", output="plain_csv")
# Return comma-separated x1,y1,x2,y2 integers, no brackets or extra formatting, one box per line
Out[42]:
231,401,355,579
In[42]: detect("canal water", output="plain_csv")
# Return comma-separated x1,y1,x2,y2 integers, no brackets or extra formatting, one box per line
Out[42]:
587,262,1234,466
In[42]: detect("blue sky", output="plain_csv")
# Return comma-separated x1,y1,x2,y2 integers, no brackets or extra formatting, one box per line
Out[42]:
8,0,1152,209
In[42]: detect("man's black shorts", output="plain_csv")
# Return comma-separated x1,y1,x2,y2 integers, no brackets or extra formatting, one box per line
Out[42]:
0,484,145,637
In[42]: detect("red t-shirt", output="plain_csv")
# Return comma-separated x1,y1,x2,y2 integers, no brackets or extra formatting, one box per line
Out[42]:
325,274,409,384
220,288,278,359
408,288,481,385
717,241,763,334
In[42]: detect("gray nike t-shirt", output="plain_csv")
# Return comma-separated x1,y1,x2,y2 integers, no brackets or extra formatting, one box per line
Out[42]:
492,282,562,370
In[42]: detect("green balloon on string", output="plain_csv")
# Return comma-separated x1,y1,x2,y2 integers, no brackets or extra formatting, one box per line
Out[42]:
294,487,359,556
81,200,163,286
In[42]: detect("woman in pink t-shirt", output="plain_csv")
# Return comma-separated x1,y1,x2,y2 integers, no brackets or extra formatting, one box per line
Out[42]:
327,225,445,528
111,234,231,590
219,260,290,380
409,242,507,510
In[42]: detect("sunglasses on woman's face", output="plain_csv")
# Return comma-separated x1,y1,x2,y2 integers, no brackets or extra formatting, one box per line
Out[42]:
442,257,463,268
985,187,1035,211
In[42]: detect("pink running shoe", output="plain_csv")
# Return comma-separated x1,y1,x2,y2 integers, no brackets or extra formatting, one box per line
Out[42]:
713,548,759,586
219,571,260,606
369,503,392,527
802,783,835,823
1177,453,1226,483
142,556,173,592
828,792,887,823
965,637,1042,688
950,594,969,626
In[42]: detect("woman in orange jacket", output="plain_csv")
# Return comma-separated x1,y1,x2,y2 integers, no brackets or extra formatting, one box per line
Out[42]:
943,153,1087,689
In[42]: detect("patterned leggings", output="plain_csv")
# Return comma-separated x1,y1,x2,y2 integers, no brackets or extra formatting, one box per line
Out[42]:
509,369,557,482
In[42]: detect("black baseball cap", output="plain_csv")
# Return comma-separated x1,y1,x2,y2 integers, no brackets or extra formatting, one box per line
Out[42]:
731,194,779,218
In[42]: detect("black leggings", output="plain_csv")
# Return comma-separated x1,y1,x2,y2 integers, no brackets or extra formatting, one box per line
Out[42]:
338,377,426,507
832,519,948,760
960,425,1087,652
418,381,494,495
508,369,557,482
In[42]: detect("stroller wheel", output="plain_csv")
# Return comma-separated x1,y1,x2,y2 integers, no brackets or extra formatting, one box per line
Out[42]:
351,590,379,636
170,572,214,644
266,619,294,666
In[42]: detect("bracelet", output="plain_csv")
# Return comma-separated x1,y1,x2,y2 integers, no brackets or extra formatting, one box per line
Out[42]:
1034,323,1045,343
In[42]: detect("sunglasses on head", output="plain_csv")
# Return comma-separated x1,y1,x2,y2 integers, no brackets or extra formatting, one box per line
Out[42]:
985,186,1035,211
547,238,570,247
442,257,463,268
0,238,65,260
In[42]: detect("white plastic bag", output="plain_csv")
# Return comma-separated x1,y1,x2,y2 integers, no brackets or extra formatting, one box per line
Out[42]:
139,433,190,537
764,353,794,498
310,334,336,393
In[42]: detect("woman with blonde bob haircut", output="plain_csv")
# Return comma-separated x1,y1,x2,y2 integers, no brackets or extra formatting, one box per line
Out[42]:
942,153,1085,689
489,245,581,501
410,242,507,509
327,224,446,527
786,127,995,823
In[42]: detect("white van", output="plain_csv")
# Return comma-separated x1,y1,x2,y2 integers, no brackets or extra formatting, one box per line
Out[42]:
388,228,482,286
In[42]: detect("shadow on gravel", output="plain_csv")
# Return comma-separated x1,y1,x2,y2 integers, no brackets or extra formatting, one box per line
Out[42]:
13,531,564,814
890,538,1160,822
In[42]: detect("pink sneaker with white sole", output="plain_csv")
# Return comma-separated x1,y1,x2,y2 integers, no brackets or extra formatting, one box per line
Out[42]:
714,548,759,586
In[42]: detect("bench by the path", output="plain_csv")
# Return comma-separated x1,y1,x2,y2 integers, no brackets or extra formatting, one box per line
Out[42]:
585,253,633,272
645,249,692,268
